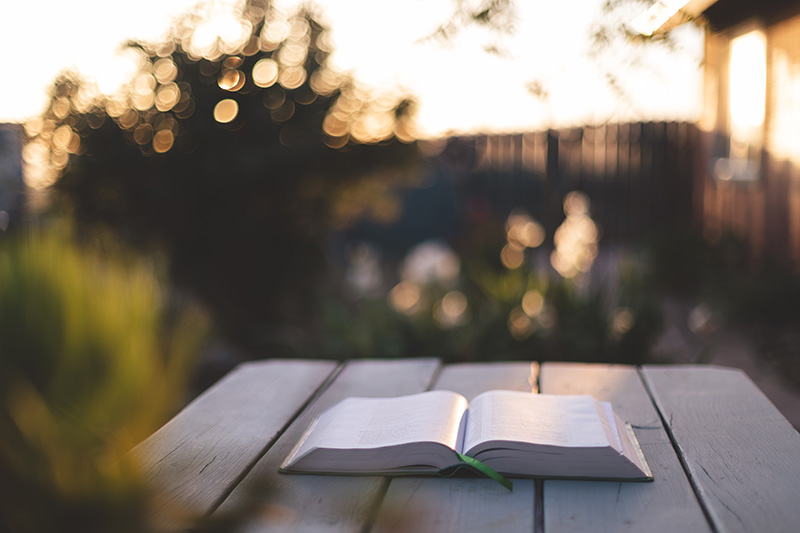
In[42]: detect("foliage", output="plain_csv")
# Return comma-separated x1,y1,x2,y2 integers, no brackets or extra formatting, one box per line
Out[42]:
313,199,663,364
424,0,518,54
22,0,677,368
589,0,703,115
0,224,207,532
644,228,800,324
27,0,424,354
312,259,662,363
643,227,800,385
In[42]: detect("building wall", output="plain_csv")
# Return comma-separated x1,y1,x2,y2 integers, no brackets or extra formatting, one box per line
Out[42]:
700,12,800,267
769,14,800,265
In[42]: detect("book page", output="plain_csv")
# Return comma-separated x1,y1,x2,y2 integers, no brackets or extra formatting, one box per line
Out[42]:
601,401,622,452
463,391,611,451
292,390,469,460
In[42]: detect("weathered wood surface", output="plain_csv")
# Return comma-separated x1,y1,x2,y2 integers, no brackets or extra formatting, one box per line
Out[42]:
371,362,538,533
130,359,338,531
136,359,800,532
433,361,538,401
210,358,440,532
643,365,800,533
539,363,711,532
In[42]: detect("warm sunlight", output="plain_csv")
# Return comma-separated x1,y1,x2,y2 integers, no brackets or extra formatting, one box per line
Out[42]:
0,0,703,137
770,47,800,164
725,28,766,179
729,30,766,133
631,0,691,36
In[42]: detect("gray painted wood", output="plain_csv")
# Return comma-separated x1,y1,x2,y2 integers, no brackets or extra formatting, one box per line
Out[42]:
131,359,338,531
540,362,711,532
211,358,440,532
371,362,538,533
432,361,539,400
643,364,800,533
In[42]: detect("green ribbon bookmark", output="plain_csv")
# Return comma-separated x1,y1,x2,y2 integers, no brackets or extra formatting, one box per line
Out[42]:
452,452,513,491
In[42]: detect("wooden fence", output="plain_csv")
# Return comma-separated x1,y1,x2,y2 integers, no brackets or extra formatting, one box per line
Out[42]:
438,122,702,246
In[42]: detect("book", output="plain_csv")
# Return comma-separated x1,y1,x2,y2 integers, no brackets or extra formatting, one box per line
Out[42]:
280,390,652,482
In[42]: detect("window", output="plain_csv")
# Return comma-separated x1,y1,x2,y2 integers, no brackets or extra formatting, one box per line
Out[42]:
713,29,766,182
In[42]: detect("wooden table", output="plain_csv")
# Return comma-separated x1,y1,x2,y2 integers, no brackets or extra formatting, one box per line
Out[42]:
132,359,800,532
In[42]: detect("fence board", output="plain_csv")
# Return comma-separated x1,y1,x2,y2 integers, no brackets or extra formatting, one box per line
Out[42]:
452,122,699,243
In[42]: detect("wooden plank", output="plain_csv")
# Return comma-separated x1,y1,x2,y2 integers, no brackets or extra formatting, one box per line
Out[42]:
604,123,618,241
131,359,339,531
615,123,629,240
540,362,711,532
433,361,538,401
371,362,538,533
634,122,647,232
210,358,440,532
534,131,547,177
522,132,545,175
642,364,800,532
692,127,707,232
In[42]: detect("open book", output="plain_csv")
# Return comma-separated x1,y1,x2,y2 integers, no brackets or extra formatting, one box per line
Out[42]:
280,390,652,481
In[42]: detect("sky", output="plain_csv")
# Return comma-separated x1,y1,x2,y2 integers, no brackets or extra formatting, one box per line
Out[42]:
0,0,704,138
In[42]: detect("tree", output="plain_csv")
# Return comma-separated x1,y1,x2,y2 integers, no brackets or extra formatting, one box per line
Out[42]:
27,0,425,354
424,0,518,54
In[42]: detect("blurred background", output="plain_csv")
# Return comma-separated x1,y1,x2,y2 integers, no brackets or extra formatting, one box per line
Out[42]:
2,0,800,530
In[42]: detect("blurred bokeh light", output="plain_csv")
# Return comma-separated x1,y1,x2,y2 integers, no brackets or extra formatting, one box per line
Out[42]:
400,241,461,285
551,191,599,279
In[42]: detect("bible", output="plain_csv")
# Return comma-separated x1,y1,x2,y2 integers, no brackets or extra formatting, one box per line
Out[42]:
280,390,652,481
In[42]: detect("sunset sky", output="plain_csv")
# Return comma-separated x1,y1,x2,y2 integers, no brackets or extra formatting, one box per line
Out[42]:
0,0,704,138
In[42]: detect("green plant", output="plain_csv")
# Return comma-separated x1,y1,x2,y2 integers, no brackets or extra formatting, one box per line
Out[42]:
309,244,662,364
28,1,424,354
0,224,207,532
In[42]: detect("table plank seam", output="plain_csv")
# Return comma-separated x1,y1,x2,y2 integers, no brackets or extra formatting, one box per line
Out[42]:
637,366,720,533
137,361,800,532
362,478,392,533
361,359,444,533
206,361,347,519
532,361,544,533
425,361,446,393
535,479,544,533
